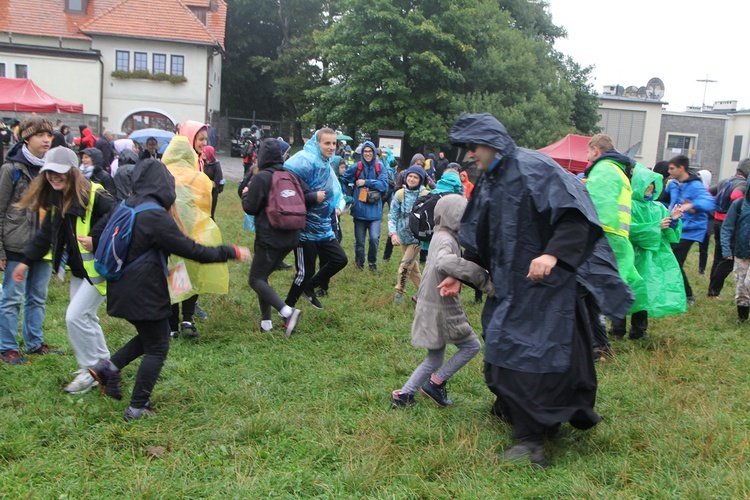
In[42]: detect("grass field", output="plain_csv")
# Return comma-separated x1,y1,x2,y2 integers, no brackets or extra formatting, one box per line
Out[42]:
1,182,749,497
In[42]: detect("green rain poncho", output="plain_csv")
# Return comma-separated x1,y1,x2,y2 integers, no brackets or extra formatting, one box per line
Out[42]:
628,163,686,317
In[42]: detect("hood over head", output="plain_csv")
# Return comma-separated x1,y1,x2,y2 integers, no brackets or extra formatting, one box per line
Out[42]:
162,136,199,171
653,160,670,180
179,120,208,151
404,165,426,184
631,163,664,202
81,147,105,169
331,155,343,176
434,194,467,233
459,170,470,183
129,159,176,209
278,139,291,157
410,153,425,165
203,145,217,163
449,113,517,157
360,141,378,167
257,138,284,170
738,158,750,177
697,169,712,188
118,148,139,166
113,138,135,153
432,170,463,195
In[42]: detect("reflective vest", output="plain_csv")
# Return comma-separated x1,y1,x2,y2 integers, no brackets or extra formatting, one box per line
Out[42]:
76,182,107,295
599,160,632,237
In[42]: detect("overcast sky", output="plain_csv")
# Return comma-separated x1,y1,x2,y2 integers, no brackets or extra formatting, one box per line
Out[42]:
545,1,750,112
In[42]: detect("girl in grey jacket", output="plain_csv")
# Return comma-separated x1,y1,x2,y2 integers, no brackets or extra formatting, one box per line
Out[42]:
391,194,493,408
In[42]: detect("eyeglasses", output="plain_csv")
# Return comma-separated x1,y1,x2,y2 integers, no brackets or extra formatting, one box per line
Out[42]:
467,143,478,152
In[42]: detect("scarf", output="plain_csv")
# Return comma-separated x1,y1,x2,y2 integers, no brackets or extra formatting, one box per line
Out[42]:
22,145,46,167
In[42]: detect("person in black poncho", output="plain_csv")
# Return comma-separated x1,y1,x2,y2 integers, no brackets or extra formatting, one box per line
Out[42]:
445,113,632,469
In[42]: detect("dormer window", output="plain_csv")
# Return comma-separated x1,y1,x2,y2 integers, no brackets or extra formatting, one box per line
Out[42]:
67,0,89,13
189,7,207,25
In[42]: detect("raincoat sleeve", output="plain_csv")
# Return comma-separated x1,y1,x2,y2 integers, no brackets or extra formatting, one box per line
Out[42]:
365,161,389,193
629,205,663,252
721,200,741,258
585,164,623,230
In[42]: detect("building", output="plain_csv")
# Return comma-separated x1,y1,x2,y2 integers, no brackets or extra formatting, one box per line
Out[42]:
0,0,226,135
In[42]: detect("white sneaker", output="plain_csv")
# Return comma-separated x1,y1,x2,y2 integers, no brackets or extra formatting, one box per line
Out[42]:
65,369,99,394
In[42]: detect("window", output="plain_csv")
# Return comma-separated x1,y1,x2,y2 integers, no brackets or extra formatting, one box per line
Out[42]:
134,52,148,72
115,51,129,71
170,55,184,77
597,109,646,154
122,112,175,135
15,64,28,79
732,135,743,162
66,0,88,11
666,135,695,151
153,54,166,74
0,63,5,77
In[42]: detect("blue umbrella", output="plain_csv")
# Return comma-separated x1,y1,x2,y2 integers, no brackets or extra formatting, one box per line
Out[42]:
128,128,175,143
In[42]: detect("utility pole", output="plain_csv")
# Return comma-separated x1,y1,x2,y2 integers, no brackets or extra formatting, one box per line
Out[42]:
696,75,717,109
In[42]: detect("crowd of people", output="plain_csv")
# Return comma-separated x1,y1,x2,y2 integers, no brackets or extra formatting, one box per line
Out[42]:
1,112,745,468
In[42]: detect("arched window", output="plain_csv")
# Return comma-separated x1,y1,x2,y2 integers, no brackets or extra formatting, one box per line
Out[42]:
122,112,175,135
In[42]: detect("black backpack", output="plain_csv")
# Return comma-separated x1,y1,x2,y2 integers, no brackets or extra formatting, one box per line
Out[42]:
409,192,447,242
715,178,746,214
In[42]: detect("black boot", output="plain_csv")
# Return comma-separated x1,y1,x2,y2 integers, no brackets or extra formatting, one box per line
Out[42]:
737,305,750,324
420,379,454,407
498,438,547,469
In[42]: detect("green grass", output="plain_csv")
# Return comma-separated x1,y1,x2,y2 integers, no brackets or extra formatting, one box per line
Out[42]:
1,184,749,497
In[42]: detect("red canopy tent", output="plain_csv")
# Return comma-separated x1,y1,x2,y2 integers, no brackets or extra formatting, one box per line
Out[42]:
538,134,591,174
0,77,84,113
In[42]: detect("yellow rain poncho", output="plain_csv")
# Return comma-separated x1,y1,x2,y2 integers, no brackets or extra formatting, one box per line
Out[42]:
162,136,228,302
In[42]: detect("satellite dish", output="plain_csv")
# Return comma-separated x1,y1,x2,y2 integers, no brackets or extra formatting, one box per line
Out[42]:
624,86,639,97
636,86,648,99
646,77,665,100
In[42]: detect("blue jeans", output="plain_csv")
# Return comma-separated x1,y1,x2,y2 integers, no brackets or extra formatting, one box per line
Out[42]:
0,259,52,353
353,218,380,266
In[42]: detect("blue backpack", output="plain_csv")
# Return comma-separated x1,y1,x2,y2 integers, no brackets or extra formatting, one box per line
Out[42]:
94,201,163,280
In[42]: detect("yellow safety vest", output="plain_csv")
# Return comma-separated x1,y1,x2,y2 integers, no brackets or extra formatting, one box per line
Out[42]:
76,182,107,295
600,160,632,238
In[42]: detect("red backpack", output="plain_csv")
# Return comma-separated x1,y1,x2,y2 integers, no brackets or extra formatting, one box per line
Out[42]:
266,169,307,230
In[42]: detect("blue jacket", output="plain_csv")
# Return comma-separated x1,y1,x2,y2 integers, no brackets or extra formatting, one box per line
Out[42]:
284,131,337,241
341,141,389,221
721,196,750,258
664,173,715,242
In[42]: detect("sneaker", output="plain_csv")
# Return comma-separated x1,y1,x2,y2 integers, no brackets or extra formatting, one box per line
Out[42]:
65,369,98,394
194,304,208,320
89,359,122,401
170,330,180,339
28,343,65,356
124,405,156,422
687,296,696,306
354,261,364,271
302,290,323,310
593,346,614,362
420,379,454,407
498,439,548,469
0,350,28,365
394,293,403,304
180,321,199,338
277,261,293,271
315,288,329,298
391,391,415,409
284,308,302,338
368,263,378,272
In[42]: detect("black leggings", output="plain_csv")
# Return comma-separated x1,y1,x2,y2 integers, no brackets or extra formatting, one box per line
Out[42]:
110,319,171,409
170,295,198,331
249,243,294,321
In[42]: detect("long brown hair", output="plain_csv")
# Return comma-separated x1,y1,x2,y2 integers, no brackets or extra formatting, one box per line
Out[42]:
16,168,90,217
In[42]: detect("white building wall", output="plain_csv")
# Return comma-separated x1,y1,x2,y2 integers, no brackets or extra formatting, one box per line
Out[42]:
598,98,664,167
92,36,212,134
720,113,750,180
207,51,222,115
0,37,101,114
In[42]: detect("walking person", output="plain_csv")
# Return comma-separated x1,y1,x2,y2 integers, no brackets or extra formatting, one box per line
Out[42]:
12,147,116,393
284,128,348,309
391,195,493,409
89,158,251,421
340,141,389,271
242,138,306,337
202,145,224,220
0,117,57,365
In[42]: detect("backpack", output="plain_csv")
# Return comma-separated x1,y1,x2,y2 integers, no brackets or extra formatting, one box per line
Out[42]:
94,200,164,280
409,192,447,242
715,178,745,214
265,169,307,230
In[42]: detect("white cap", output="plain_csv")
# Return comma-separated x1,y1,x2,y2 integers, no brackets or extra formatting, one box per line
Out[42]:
40,147,78,174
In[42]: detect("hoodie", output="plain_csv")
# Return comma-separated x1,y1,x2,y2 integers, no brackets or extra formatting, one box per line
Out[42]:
340,141,389,221
81,147,116,194
179,120,208,171
664,171,715,242
459,171,474,199
113,149,140,201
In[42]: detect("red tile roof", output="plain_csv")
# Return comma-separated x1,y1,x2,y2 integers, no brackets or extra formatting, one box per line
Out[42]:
0,0,226,49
